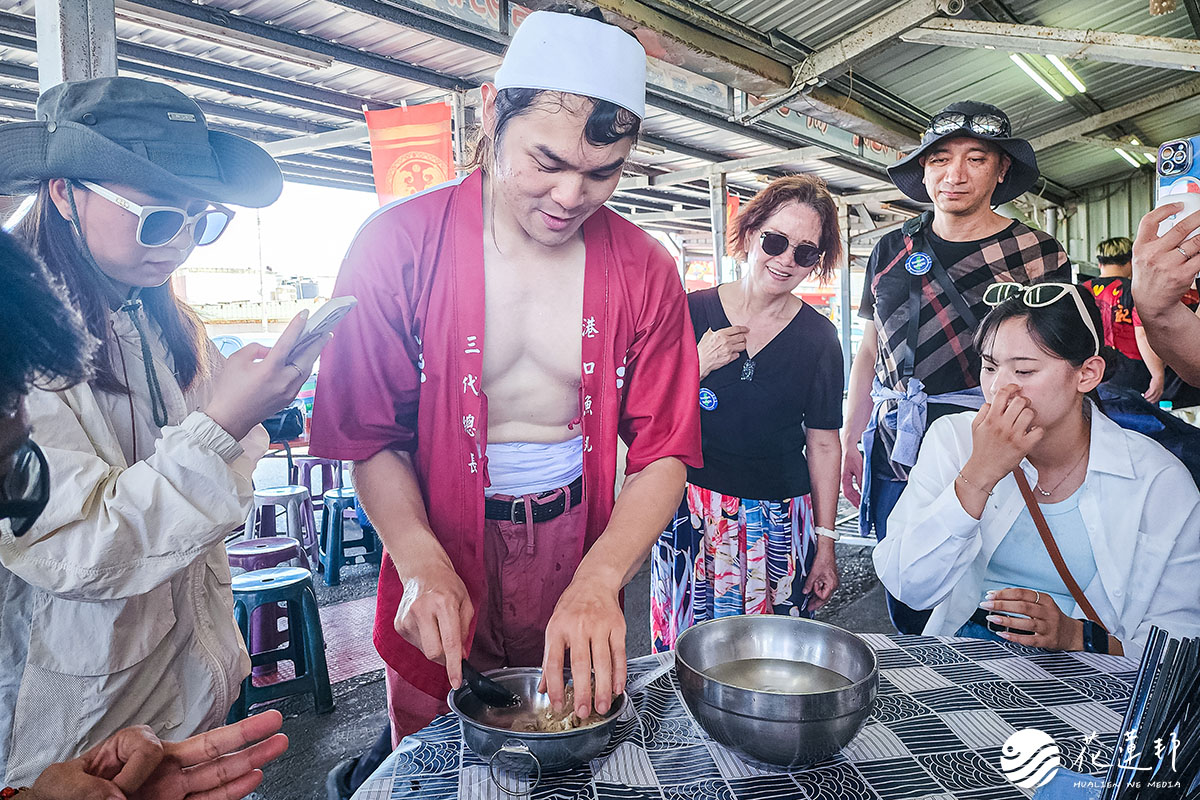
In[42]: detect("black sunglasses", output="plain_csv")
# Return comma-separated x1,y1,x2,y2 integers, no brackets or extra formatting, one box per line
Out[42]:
0,439,49,537
925,111,1011,140
759,231,823,268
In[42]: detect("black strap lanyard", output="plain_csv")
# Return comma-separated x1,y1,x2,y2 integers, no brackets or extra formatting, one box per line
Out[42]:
899,212,980,381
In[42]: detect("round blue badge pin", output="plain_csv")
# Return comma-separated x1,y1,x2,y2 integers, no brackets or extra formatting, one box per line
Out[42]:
699,388,718,411
905,252,933,276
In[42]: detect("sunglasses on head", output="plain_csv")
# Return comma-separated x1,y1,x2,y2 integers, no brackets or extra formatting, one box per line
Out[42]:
75,181,234,248
982,282,1100,357
759,231,823,268
924,111,1011,140
0,439,49,538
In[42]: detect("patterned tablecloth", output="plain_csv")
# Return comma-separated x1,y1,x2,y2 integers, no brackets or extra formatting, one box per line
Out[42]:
354,634,1138,800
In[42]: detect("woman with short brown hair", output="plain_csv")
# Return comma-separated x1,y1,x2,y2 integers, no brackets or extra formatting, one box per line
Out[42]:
650,175,845,651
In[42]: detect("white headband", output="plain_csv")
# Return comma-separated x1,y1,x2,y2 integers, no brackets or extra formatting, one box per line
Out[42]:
494,11,647,120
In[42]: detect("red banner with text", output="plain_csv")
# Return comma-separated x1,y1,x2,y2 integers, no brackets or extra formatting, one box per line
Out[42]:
365,103,454,205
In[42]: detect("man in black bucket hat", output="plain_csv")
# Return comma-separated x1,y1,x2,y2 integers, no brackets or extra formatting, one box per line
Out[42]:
840,101,1072,635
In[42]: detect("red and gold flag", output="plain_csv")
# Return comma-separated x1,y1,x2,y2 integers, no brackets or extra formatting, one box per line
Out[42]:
364,103,454,205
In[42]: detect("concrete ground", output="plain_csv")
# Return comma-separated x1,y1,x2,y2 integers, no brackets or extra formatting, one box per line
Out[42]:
246,459,893,799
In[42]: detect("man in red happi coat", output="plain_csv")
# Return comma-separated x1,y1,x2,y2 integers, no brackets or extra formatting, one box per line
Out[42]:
310,7,701,749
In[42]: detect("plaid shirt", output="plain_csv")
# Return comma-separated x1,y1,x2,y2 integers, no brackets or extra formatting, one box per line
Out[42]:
860,215,1071,474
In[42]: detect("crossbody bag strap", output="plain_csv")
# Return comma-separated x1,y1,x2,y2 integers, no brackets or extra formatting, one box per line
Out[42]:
909,225,980,330
1012,469,1103,625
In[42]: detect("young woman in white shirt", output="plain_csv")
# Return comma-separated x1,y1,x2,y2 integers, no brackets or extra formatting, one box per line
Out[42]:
874,282,1200,658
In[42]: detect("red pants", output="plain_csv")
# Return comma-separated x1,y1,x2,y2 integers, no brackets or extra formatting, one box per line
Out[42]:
386,491,587,744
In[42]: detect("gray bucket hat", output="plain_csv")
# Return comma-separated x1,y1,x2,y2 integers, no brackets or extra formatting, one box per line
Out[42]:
0,76,282,207
887,101,1039,206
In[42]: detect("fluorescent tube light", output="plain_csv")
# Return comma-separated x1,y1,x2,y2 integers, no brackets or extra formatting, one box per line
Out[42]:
1114,148,1141,168
1011,54,1064,102
1046,55,1086,93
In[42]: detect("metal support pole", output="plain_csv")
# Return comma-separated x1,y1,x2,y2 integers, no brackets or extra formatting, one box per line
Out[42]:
840,203,853,385
709,172,730,282
451,90,468,176
35,0,117,91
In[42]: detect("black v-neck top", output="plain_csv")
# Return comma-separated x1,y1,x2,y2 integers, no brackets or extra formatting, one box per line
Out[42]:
687,286,844,501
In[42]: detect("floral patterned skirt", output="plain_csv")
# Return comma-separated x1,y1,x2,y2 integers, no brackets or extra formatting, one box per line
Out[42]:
649,483,817,653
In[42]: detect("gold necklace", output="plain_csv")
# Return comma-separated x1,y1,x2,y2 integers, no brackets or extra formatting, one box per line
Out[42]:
1034,447,1089,498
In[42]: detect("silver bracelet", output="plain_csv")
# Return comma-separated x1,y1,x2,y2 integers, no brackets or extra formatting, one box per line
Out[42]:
956,470,994,497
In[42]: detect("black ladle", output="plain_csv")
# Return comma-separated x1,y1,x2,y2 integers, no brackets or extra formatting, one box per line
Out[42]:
462,659,521,708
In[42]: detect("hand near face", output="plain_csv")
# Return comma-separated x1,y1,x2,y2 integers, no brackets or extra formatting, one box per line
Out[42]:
968,384,1044,484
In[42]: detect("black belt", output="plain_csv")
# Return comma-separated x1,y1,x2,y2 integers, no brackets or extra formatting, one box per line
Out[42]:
484,475,583,524
969,608,1033,637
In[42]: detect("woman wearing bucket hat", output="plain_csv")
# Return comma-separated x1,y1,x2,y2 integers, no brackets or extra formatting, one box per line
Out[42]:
0,76,329,785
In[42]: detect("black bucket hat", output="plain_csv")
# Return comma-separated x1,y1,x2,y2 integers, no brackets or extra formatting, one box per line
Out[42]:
0,76,282,207
887,101,1039,206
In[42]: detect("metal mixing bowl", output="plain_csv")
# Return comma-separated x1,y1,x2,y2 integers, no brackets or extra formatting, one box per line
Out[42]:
448,667,627,793
675,616,878,768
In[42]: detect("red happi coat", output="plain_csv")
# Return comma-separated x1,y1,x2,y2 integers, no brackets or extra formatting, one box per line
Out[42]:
310,170,702,700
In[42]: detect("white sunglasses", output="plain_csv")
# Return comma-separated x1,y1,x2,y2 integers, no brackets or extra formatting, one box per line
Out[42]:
982,281,1101,357
76,181,234,247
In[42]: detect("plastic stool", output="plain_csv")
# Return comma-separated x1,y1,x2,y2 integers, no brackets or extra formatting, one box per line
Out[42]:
290,457,343,511
320,487,382,586
245,486,318,567
227,566,333,721
226,537,309,680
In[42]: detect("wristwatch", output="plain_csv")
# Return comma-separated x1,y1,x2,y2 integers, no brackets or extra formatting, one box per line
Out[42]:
815,526,840,541
1081,619,1110,654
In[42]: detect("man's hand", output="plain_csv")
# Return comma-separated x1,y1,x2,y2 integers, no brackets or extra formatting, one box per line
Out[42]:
697,326,748,380
27,711,287,800
964,385,1043,489
802,540,839,612
840,444,864,507
978,588,1084,652
1144,371,1164,404
539,572,626,721
394,557,474,689
1132,203,1200,319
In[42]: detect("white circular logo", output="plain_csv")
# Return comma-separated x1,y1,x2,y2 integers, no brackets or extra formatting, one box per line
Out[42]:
1000,728,1061,789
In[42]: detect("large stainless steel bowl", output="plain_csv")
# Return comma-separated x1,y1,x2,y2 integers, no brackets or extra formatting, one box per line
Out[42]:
448,667,627,792
675,616,878,768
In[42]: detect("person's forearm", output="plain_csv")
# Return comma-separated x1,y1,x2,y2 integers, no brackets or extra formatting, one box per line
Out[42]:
1137,303,1200,385
1135,325,1166,383
353,449,450,580
806,430,841,529
572,456,686,592
842,326,878,449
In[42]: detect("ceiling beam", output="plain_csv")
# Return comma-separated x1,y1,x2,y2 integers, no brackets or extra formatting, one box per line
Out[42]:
119,0,471,91
1071,136,1158,159
618,146,829,189
623,208,712,224
1029,75,1200,151
262,124,369,157
838,188,908,204
900,18,1200,72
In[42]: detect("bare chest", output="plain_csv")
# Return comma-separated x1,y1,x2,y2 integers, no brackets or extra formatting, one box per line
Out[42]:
482,253,585,388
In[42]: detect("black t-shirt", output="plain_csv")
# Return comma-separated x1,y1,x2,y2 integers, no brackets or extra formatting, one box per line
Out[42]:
687,287,844,501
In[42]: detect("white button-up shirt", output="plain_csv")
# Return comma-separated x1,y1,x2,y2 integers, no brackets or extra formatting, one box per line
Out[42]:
874,407,1200,659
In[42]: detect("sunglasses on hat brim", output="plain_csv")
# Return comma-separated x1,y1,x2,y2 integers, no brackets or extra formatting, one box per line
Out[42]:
75,180,234,248
759,231,823,268
982,282,1101,357
924,111,1011,141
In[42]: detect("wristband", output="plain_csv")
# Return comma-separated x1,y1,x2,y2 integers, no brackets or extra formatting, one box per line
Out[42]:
1081,619,1110,654
815,526,839,541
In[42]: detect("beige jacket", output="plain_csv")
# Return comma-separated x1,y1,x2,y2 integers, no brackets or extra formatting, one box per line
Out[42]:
0,305,266,785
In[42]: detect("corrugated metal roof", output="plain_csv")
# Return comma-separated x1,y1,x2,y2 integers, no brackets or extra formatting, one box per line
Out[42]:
2,0,1197,213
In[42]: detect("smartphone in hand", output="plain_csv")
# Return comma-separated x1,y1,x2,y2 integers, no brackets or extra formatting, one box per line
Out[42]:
286,296,357,363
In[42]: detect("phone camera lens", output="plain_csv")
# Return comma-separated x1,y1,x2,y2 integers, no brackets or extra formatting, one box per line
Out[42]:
1174,149,1188,164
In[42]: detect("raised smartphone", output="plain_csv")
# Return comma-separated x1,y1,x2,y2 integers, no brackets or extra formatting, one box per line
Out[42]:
286,296,357,363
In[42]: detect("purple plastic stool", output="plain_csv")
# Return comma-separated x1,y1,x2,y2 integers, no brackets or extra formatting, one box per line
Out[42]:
226,536,308,678
244,486,319,567
290,457,343,511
